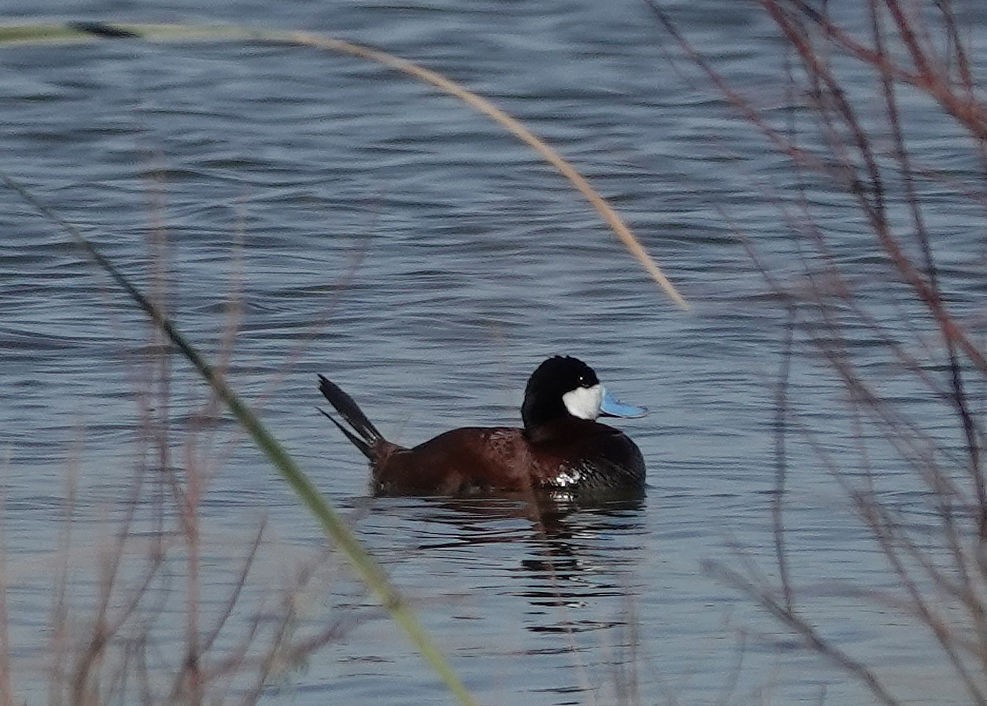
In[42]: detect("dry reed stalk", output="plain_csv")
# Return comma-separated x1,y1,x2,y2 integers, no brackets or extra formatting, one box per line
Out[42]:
657,0,987,702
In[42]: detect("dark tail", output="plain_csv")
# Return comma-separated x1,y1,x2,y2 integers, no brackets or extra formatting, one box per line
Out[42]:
317,375,385,460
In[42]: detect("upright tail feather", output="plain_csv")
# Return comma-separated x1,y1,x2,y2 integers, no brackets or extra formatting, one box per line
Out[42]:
318,375,385,460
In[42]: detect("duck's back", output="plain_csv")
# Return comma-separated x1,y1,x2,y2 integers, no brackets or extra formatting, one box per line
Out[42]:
372,427,530,495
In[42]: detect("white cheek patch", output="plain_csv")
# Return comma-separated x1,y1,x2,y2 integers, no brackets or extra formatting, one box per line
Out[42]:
562,384,603,420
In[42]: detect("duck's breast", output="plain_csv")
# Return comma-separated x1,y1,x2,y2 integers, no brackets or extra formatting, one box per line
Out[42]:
528,420,645,490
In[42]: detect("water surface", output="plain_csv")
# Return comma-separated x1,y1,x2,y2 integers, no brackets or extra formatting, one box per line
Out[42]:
0,1,982,704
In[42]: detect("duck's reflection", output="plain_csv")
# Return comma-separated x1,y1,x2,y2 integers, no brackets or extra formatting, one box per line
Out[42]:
389,490,649,636
353,490,652,702
413,489,644,534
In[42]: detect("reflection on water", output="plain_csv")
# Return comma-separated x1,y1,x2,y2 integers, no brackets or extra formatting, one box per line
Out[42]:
352,492,649,700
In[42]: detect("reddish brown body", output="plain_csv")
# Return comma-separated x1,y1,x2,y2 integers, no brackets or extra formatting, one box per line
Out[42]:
318,357,646,496
366,418,643,495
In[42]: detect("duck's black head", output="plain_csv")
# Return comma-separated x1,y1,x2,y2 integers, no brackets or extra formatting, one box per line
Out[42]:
520,356,600,432
521,356,648,433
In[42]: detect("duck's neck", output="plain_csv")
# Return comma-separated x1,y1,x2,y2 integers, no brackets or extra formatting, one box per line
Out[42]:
521,394,566,433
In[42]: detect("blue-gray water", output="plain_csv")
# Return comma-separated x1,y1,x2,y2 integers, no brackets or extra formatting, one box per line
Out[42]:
1,1,984,704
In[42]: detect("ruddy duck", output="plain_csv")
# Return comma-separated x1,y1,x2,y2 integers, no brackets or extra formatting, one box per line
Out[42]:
317,356,647,495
